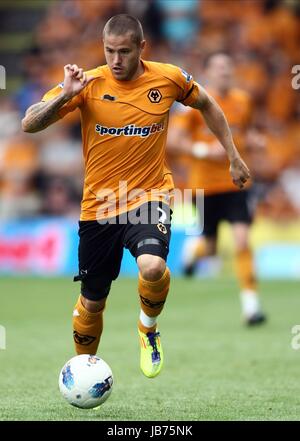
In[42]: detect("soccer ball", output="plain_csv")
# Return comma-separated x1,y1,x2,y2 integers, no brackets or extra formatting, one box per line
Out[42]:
58,354,113,409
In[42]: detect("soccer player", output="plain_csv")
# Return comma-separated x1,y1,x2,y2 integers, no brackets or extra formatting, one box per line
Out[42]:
22,15,250,378
168,53,266,326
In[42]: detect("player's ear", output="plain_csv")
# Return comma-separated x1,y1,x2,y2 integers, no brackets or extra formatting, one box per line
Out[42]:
140,40,146,52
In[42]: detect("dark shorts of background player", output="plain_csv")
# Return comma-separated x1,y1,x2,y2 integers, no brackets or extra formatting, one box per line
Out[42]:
199,190,253,237
73,201,172,300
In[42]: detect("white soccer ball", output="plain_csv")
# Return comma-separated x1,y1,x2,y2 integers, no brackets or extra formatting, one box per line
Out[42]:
58,354,113,409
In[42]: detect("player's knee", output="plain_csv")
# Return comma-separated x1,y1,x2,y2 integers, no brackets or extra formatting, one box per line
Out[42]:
232,224,250,252
80,278,111,304
137,255,166,281
235,236,250,253
80,295,106,313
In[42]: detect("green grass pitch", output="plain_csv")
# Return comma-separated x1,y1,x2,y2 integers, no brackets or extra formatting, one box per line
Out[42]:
0,276,299,421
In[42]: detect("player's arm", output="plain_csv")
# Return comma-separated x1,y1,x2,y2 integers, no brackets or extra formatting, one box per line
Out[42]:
22,64,94,133
21,95,70,133
190,85,250,189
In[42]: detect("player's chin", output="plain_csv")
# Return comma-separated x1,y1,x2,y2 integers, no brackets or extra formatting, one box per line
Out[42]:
112,70,128,81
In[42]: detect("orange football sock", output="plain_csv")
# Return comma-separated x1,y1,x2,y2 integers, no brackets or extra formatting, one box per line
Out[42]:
235,248,257,291
138,267,170,333
72,296,104,355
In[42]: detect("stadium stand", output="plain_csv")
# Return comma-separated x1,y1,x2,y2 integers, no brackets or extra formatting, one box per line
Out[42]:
0,0,300,221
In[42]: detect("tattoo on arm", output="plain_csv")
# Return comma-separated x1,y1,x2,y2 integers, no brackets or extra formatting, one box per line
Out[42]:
22,93,71,133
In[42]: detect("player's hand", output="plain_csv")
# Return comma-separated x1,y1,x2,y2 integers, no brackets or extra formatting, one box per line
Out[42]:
62,64,95,99
229,156,251,189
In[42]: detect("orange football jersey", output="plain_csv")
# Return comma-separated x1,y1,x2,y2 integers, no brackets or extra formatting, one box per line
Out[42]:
174,87,253,194
42,60,200,220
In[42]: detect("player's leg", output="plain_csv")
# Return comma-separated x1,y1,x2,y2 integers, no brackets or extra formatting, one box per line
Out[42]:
72,221,124,355
137,254,168,378
124,202,171,378
183,193,219,276
183,235,217,275
232,222,266,325
226,190,266,325
72,279,111,356
137,253,169,333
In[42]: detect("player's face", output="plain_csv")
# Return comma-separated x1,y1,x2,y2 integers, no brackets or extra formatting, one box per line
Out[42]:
103,32,145,81
206,55,234,92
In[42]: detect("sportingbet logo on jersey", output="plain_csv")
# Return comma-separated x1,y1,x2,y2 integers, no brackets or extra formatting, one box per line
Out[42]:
95,123,164,138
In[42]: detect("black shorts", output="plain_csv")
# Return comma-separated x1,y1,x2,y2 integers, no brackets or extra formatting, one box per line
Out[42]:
74,201,172,290
200,190,253,237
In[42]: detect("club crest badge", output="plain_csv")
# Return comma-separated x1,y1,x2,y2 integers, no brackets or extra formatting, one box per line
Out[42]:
157,222,167,234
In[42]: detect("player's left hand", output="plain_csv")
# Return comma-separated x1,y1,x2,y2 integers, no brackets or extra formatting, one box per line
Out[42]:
229,156,251,189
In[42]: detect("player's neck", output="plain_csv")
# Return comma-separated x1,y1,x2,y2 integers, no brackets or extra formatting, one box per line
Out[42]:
129,60,144,81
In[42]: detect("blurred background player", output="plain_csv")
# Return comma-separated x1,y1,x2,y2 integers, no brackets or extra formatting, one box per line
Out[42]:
167,53,266,325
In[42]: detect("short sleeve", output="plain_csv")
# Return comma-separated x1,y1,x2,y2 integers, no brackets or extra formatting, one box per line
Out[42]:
41,83,84,118
180,81,201,107
166,65,201,107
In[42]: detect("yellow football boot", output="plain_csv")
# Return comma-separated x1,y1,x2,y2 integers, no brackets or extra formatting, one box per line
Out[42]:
138,329,163,378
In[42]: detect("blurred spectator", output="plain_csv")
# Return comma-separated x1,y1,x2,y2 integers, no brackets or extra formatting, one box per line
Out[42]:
156,0,199,50
0,98,21,139
0,131,40,220
14,47,48,115
124,0,163,43
36,125,83,213
38,125,83,183
39,176,81,218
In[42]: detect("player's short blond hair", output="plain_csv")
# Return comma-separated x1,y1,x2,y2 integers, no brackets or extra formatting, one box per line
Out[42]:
103,14,144,46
